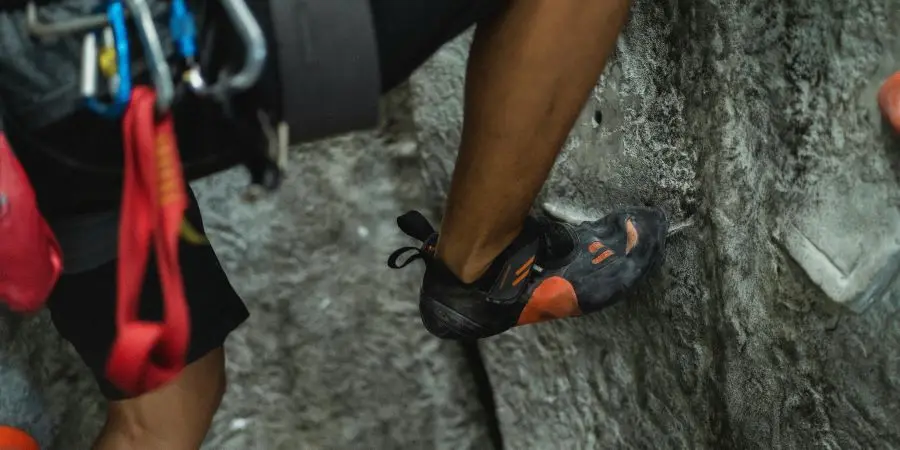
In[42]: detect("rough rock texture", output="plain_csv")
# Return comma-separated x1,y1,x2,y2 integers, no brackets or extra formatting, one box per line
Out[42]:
408,1,900,449
0,313,103,449
192,92,493,450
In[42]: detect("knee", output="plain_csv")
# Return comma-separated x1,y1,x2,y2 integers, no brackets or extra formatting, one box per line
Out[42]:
99,348,227,450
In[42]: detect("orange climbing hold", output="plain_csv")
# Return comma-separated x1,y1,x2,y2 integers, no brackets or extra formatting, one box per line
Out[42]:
878,71,900,134
0,426,39,450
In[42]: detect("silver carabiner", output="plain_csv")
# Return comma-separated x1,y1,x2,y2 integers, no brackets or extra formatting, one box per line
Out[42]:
194,0,267,96
26,1,165,38
121,0,175,114
26,2,108,38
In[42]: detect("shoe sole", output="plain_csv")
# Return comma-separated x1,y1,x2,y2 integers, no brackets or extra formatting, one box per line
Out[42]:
419,295,494,341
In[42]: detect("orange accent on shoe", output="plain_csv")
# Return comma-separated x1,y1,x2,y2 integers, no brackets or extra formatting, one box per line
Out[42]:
515,256,535,276
512,268,530,287
879,71,900,133
0,426,40,450
591,249,614,265
588,241,604,253
516,276,581,325
511,255,535,287
625,218,639,255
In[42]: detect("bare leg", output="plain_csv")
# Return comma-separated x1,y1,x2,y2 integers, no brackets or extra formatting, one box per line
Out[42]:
93,348,226,450
436,0,631,282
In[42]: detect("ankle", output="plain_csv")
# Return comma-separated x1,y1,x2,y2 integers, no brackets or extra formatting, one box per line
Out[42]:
439,253,494,283
436,232,521,284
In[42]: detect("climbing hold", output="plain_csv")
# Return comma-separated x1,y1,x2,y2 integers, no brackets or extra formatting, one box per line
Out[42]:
0,426,40,450
877,71,900,134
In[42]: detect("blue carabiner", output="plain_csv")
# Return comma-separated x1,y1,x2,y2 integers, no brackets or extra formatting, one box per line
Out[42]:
84,0,132,119
170,0,197,62
170,0,205,90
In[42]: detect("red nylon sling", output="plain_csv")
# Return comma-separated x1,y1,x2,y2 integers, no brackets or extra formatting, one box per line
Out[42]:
105,86,191,395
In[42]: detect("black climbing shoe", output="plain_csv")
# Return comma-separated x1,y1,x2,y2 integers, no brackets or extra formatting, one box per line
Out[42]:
387,207,669,340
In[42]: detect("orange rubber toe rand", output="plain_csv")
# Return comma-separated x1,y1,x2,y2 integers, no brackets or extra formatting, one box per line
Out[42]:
516,276,581,326
0,426,40,450
878,71,900,134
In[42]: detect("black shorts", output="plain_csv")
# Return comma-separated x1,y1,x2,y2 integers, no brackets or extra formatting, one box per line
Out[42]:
45,0,506,400
46,192,246,400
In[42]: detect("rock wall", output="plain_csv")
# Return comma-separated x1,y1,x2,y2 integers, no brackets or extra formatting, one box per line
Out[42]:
409,0,900,448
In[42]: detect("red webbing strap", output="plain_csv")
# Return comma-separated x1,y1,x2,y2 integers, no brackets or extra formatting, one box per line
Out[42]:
105,86,191,396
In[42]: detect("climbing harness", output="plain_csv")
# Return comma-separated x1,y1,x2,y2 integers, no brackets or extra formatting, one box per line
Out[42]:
8,0,383,393
27,0,279,181
106,86,190,395
25,0,381,145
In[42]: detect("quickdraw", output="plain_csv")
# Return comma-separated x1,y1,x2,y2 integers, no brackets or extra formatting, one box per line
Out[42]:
105,86,191,395
90,0,201,393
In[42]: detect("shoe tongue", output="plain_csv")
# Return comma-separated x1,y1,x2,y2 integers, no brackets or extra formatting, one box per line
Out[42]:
537,219,575,263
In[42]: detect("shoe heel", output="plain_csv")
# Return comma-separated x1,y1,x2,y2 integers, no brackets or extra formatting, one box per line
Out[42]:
419,297,488,341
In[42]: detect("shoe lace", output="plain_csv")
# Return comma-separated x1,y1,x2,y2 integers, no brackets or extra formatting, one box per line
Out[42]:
387,244,433,269
387,210,437,269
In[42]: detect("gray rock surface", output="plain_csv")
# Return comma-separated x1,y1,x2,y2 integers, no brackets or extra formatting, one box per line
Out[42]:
408,0,900,448
192,96,493,449
0,312,105,449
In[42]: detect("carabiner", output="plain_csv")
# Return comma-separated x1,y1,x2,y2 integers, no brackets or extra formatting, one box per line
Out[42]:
192,0,267,97
169,0,205,90
83,1,132,119
122,0,175,114
25,1,168,39
26,1,109,38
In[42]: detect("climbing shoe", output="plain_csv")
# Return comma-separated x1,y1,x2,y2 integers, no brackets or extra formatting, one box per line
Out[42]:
387,207,668,340
0,425,39,450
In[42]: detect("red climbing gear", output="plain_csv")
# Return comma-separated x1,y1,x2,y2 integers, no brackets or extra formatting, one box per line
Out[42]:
0,133,63,313
0,425,40,450
105,86,191,395
879,71,900,134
